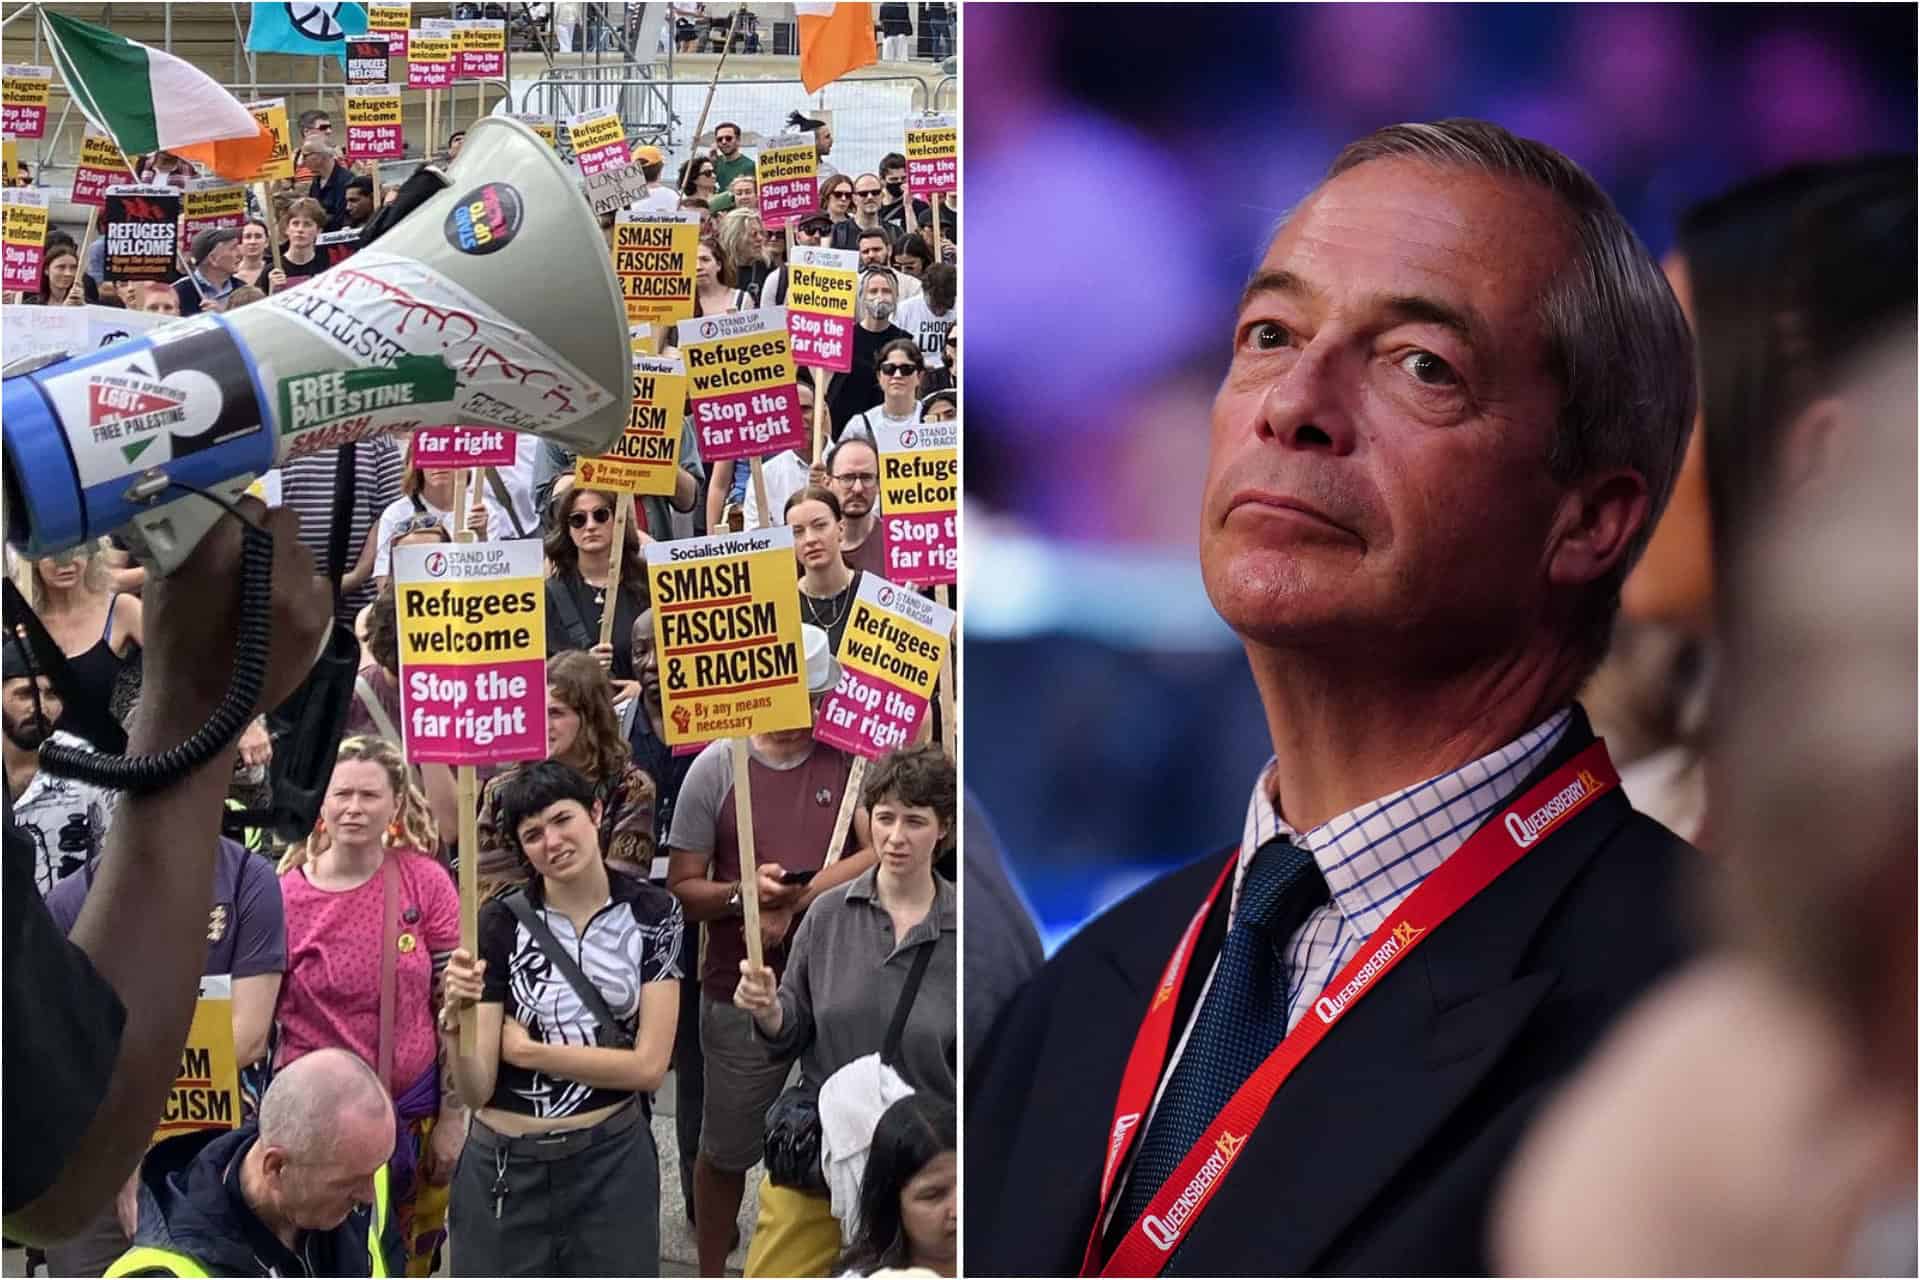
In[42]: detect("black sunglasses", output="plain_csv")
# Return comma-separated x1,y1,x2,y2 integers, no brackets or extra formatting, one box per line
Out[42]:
568,507,613,529
854,188,882,197
879,363,920,377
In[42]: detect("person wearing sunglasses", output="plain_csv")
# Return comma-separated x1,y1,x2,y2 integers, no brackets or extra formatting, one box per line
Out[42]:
831,173,892,253
818,174,857,226
681,155,721,200
545,487,647,705
828,268,914,433
843,339,927,447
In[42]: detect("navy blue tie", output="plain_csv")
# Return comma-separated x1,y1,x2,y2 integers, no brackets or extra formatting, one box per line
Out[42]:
1112,836,1330,1241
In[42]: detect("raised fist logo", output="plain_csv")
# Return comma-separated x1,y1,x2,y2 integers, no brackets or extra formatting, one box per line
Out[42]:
670,705,692,735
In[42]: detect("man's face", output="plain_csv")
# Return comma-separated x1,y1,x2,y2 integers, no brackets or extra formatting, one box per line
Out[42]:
287,215,319,249
448,133,464,160
2,676,60,751
263,1123,392,1233
345,187,373,224
882,164,907,198
1200,158,1579,663
715,128,739,156
207,237,240,274
794,222,825,246
862,275,896,321
816,125,833,156
516,798,603,880
631,613,660,708
300,147,330,174
854,176,884,216
828,442,879,518
858,236,891,269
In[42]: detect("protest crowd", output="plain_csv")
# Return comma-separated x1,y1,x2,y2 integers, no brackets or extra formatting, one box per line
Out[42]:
3,5,957,1278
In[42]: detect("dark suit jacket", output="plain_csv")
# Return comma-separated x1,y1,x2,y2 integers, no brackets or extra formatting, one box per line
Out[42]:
966,708,1697,1276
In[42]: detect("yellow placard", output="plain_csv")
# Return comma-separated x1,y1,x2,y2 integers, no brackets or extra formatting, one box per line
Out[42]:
647,528,811,744
455,20,506,52
182,185,247,222
77,128,128,173
408,32,453,62
150,978,242,1147
787,257,857,318
879,447,959,516
577,357,688,497
838,596,946,697
242,98,295,182
346,89,403,126
567,109,626,156
3,195,49,246
2,67,51,108
905,124,958,163
755,141,818,186
613,213,699,325
684,319,799,399
397,577,545,666
368,3,411,31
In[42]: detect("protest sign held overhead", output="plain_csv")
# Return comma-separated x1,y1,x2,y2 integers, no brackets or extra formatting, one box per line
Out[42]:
816,576,953,758
395,539,548,766
150,976,243,1147
412,425,518,470
585,160,652,217
3,187,49,293
454,19,507,78
784,245,858,373
240,98,295,182
345,85,405,160
646,526,811,745
576,356,688,497
103,186,184,282
874,418,958,585
345,37,390,84
755,139,819,229
567,107,631,176
180,182,247,254
2,65,52,139
71,126,131,208
905,113,958,197
681,307,808,463
613,209,698,325
406,28,453,89
368,2,410,57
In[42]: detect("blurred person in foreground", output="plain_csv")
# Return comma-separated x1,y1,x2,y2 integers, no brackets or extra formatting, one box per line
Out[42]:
4,501,332,1243
968,119,1700,1275
1495,191,1917,1278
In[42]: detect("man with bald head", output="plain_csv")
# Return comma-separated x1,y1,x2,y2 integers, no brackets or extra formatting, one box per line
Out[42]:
109,1048,399,1277
968,119,1701,1275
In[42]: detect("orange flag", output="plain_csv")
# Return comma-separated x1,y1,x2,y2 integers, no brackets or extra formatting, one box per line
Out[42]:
795,3,878,93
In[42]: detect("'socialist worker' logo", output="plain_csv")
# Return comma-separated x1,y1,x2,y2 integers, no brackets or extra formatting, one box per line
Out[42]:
1141,1131,1246,1252
1503,768,1601,848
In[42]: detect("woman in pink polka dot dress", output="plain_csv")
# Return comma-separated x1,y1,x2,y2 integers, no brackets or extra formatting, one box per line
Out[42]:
275,736,464,1276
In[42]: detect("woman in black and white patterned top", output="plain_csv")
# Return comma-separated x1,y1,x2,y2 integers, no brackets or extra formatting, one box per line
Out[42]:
439,761,683,1276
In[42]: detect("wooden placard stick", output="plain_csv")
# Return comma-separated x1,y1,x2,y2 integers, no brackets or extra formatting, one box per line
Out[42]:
731,738,765,968
750,455,772,530
812,367,832,466
68,205,101,305
929,192,944,262
254,181,285,275
597,492,633,646
823,756,866,869
451,462,480,1054
688,5,746,151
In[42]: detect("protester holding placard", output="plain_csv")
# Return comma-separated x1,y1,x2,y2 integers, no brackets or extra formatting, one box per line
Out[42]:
717,209,776,300
274,736,463,1279
733,743,957,1278
103,186,183,284
667,621,876,1279
826,268,911,433
2,187,49,296
543,486,648,691
711,376,824,535
439,757,683,1277
372,455,490,586
814,577,953,760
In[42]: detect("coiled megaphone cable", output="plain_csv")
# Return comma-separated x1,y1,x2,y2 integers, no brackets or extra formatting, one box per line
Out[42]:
23,484,271,795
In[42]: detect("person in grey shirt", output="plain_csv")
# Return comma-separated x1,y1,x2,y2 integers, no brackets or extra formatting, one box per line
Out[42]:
735,745,957,1102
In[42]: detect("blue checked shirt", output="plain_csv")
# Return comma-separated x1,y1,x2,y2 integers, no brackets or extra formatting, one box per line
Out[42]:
1130,707,1573,1159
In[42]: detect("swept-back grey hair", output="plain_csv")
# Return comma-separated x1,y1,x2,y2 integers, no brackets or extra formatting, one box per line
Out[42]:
1326,119,1696,663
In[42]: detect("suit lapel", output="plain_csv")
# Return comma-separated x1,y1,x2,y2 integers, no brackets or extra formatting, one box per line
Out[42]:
1173,716,1631,1275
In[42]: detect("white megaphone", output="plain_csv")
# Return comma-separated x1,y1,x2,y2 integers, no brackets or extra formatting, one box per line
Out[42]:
4,116,631,574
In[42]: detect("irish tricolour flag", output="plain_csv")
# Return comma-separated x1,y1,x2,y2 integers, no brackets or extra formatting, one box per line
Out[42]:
41,10,274,181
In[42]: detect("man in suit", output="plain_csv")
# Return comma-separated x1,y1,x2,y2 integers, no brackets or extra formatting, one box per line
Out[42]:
966,118,1700,1277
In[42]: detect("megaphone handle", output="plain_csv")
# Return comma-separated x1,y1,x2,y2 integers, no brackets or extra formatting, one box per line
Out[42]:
39,521,272,795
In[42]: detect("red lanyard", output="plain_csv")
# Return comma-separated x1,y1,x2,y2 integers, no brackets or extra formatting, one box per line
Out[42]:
1083,740,1618,1277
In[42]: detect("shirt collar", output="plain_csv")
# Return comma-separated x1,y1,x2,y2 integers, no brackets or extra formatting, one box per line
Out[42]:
1233,707,1573,939
846,866,957,930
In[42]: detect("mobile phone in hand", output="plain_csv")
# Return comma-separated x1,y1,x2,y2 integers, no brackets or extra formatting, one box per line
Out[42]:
779,869,818,886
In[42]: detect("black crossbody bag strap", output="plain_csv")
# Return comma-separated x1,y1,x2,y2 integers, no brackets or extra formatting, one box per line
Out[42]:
545,578,595,652
503,889,631,1045
881,941,935,1067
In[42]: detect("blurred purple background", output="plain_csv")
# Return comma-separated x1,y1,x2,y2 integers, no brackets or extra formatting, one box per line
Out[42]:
959,3,1917,948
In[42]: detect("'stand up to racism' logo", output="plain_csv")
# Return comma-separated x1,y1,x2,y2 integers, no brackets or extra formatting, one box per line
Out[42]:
700,319,720,339
424,550,449,577
877,585,896,608
899,428,918,448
